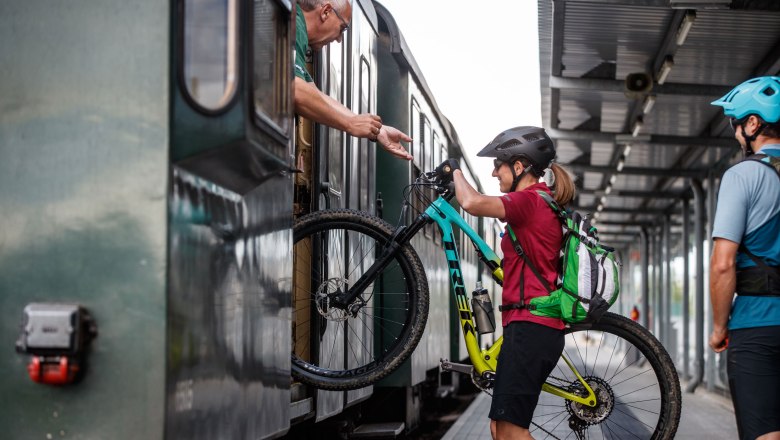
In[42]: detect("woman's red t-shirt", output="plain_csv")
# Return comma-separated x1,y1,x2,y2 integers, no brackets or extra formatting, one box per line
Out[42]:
499,182,564,330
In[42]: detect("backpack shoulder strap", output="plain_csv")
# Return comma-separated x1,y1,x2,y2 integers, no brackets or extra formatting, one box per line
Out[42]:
535,190,567,223
743,154,780,182
506,225,553,293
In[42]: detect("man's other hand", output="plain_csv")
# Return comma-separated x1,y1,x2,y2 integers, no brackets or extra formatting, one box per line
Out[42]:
377,126,412,160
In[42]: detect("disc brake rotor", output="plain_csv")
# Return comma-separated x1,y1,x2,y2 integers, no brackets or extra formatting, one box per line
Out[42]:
315,278,349,322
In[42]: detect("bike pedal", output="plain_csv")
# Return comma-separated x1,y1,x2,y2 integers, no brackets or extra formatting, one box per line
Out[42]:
439,358,473,375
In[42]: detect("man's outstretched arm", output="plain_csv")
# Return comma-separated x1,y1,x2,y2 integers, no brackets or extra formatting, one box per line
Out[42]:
294,77,411,160
294,77,381,138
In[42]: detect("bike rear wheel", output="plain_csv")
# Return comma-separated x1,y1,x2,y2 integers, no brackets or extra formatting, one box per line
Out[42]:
531,312,681,439
292,209,429,390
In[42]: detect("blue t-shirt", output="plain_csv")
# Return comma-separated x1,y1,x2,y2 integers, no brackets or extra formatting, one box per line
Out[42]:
712,145,780,330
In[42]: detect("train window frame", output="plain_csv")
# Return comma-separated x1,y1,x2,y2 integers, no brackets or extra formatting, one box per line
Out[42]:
179,0,240,115
251,0,293,142
422,117,432,173
432,132,441,245
359,55,372,212
410,99,421,167
422,117,434,239
323,38,347,205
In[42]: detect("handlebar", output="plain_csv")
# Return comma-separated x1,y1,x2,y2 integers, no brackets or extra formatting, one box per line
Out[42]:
420,171,456,200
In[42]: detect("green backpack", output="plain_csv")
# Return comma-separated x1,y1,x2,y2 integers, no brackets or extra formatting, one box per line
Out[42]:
504,191,621,324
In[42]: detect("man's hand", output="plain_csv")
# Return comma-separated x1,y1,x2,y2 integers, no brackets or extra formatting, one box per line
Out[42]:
346,114,383,139
434,159,460,182
376,125,412,160
709,326,729,353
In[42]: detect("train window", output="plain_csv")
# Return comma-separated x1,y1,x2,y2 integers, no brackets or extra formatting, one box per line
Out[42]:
359,57,372,211
182,0,239,112
432,133,442,244
421,117,433,239
410,100,421,167
423,117,432,173
253,0,291,136
433,133,441,169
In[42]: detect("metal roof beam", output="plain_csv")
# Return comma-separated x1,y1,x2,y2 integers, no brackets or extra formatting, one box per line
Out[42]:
650,10,687,83
578,188,690,199
547,128,736,147
596,220,664,227
572,205,669,215
558,0,669,5
568,163,706,178
548,75,731,97
549,0,566,128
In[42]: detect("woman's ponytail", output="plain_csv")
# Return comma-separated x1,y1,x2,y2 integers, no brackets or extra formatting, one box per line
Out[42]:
549,163,575,207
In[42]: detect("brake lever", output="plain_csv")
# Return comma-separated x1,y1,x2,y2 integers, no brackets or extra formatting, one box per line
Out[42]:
423,171,438,181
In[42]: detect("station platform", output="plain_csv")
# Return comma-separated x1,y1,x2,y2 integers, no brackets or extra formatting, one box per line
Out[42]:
442,381,738,439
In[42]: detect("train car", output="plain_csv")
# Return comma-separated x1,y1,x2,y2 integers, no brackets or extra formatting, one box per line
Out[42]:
1,0,491,437
1,0,295,439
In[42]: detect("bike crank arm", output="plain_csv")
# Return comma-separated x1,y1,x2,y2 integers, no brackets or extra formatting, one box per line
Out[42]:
439,358,474,375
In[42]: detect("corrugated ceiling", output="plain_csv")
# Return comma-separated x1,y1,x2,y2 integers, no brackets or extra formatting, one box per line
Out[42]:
537,0,780,242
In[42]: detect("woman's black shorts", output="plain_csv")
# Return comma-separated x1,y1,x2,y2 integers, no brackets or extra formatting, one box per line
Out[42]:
488,321,564,428
728,325,780,440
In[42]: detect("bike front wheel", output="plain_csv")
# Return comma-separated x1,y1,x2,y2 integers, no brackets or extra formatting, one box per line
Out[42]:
531,312,681,439
292,209,429,391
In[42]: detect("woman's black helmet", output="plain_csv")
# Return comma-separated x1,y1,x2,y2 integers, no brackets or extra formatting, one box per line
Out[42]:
477,126,556,175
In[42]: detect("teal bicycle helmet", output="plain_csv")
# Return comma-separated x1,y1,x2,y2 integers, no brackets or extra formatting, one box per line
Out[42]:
711,76,780,123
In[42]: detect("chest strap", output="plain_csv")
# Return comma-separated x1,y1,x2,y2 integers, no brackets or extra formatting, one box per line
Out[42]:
736,244,780,296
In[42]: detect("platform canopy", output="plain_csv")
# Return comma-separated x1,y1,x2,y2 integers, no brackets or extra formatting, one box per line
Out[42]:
537,0,780,242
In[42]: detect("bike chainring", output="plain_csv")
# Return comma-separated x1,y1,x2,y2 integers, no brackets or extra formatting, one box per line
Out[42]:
471,370,495,394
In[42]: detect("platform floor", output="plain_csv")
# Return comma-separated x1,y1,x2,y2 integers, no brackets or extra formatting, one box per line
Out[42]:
442,381,738,439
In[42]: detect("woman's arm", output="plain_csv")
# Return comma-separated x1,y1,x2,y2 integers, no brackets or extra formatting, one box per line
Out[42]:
453,170,505,219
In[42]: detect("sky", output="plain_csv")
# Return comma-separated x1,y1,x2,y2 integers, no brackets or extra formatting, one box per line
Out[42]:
375,1,543,195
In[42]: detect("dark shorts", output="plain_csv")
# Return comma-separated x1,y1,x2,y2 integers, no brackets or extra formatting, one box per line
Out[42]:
489,321,564,428
727,325,780,440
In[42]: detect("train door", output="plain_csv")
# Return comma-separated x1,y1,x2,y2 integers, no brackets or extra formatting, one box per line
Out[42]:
291,28,346,427
345,0,379,407
168,0,295,438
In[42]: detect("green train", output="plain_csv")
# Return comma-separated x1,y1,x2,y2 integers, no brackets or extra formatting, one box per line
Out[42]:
0,0,499,438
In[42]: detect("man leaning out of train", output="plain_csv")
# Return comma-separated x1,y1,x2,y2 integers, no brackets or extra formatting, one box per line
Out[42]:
294,0,412,161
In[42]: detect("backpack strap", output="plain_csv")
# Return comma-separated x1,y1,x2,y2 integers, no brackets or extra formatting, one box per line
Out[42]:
498,225,551,313
745,153,780,181
536,190,567,223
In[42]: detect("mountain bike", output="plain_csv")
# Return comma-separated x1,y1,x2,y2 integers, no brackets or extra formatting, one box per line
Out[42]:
292,171,681,439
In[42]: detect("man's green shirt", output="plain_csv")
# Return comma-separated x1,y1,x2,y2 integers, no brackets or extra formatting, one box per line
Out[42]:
295,5,314,83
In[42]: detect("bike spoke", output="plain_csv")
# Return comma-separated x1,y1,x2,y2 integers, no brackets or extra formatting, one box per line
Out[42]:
532,317,678,440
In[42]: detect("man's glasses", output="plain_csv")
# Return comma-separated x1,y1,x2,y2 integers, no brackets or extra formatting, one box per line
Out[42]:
332,7,349,34
730,117,747,130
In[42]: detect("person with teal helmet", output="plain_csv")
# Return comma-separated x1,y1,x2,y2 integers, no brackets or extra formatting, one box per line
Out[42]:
710,76,780,440
711,76,780,154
